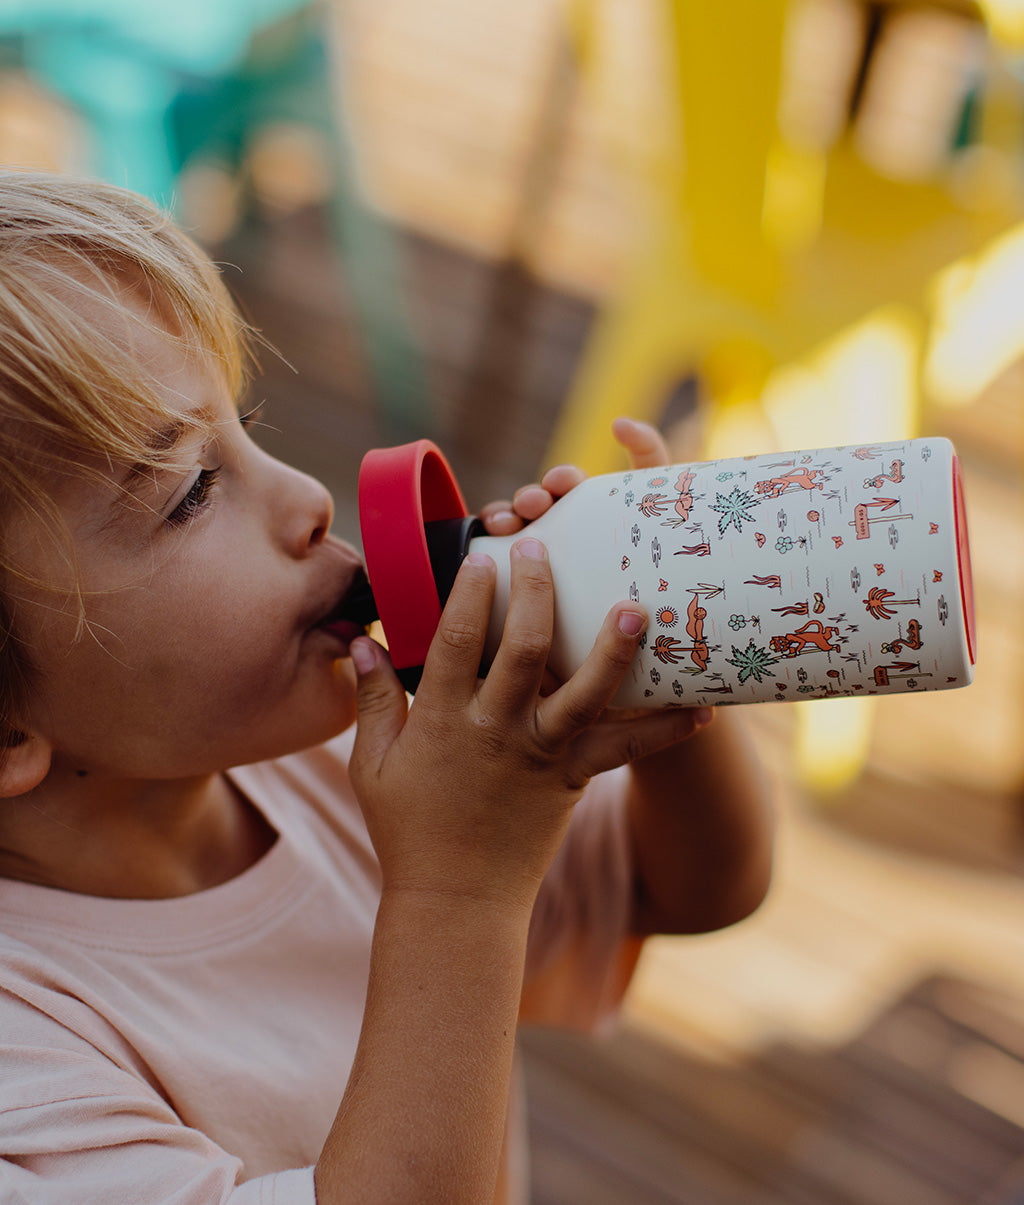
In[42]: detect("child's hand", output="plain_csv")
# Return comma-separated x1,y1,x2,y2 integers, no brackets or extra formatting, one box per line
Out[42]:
348,536,706,912
478,418,669,535
479,417,672,696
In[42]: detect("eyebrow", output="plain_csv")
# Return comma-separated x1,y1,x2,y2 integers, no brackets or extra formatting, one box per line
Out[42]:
115,403,219,493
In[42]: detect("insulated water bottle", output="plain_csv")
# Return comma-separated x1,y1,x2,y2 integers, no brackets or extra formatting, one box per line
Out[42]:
354,437,975,708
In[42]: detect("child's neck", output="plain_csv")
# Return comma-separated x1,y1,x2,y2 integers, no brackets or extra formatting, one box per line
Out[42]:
0,771,277,899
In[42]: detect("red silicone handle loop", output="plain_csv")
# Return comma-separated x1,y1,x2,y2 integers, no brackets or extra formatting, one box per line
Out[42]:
358,441,469,670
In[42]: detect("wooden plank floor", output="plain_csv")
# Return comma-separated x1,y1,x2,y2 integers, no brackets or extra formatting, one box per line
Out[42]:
521,975,1024,1205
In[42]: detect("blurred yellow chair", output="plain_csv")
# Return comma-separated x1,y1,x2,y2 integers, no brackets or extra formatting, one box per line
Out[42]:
545,0,1024,475
544,0,1024,794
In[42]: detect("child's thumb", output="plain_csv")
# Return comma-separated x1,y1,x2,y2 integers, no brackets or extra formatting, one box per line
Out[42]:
350,637,408,768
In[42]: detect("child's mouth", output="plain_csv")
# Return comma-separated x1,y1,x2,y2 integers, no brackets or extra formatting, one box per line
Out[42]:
316,568,378,643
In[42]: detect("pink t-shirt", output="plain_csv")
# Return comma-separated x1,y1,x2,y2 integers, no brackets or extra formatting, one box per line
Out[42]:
0,731,639,1204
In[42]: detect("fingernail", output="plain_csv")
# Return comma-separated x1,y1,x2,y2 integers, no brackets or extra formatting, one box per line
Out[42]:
350,638,377,675
489,509,516,527
464,552,494,569
617,609,646,637
514,537,545,560
693,707,714,727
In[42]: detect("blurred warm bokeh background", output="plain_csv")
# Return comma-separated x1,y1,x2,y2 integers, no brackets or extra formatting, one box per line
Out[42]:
1,1,1022,1200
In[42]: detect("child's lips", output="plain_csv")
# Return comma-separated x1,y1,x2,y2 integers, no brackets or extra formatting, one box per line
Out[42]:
319,617,368,646
312,567,377,645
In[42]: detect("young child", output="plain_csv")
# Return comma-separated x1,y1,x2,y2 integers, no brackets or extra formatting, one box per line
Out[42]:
0,172,773,1205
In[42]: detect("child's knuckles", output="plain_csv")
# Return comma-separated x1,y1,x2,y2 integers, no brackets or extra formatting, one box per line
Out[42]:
592,632,639,679
673,709,706,743
409,707,463,753
512,560,554,594
624,729,658,763
470,710,515,760
618,712,695,762
551,690,603,739
650,708,699,742
500,628,552,669
354,670,402,716
436,615,484,652
507,579,554,624
591,728,654,771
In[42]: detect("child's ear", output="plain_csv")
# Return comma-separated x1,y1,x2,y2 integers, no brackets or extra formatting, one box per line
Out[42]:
0,731,52,797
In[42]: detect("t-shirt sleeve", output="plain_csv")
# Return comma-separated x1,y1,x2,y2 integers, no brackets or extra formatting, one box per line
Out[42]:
0,993,317,1205
520,766,644,1032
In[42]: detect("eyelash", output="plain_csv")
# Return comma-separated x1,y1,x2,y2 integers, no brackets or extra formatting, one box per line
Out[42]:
165,466,221,527
240,403,263,430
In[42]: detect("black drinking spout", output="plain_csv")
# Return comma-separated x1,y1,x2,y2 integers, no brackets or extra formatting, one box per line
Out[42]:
348,515,484,693
337,571,379,628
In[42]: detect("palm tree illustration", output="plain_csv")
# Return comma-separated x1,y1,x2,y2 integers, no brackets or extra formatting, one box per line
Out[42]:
863,587,921,620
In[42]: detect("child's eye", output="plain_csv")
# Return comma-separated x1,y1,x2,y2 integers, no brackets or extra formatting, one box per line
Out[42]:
165,466,221,527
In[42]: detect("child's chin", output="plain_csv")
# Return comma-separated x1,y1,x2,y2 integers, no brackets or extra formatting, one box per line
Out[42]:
325,670,359,730
285,676,358,753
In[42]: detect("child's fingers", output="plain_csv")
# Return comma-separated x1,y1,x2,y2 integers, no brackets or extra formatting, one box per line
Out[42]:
509,467,585,525
417,553,496,705
537,604,648,747
538,463,586,497
478,499,524,536
576,706,715,778
511,484,555,522
350,637,411,771
478,538,554,715
612,417,670,469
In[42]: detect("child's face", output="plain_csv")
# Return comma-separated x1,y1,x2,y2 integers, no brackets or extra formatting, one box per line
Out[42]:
8,306,367,783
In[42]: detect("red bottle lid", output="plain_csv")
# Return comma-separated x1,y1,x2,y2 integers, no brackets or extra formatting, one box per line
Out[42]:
952,455,976,666
358,440,469,671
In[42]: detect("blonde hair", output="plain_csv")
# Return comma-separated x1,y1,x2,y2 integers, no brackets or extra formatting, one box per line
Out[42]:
0,171,253,753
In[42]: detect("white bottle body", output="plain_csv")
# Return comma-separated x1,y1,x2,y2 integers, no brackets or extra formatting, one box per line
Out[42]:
467,438,974,709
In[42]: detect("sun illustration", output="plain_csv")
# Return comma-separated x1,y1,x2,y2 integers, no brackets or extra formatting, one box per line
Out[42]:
656,606,679,628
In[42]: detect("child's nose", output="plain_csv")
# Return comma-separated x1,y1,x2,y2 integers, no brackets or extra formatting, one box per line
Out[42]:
276,461,335,555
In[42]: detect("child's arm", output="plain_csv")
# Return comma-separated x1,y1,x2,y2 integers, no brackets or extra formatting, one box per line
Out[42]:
314,539,707,1204
624,707,773,936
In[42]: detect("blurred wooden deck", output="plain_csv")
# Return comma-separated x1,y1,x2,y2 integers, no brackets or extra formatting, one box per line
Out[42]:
520,975,1024,1205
